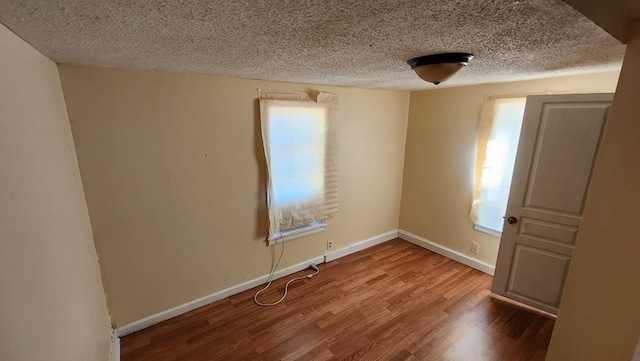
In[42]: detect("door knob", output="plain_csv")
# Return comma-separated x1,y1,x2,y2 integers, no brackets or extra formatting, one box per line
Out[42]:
507,216,518,225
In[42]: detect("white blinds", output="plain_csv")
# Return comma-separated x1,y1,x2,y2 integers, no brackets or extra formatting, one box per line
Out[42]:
470,97,526,233
258,90,339,237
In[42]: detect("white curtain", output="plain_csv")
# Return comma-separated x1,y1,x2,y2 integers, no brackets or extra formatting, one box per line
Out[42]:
470,97,526,233
258,90,339,237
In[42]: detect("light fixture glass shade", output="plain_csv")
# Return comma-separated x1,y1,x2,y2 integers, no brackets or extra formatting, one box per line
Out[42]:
407,53,473,85
413,63,465,84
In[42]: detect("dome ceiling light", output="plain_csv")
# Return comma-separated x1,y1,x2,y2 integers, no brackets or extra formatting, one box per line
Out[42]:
407,53,474,85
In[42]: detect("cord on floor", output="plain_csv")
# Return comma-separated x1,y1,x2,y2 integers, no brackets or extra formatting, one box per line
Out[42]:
254,238,320,306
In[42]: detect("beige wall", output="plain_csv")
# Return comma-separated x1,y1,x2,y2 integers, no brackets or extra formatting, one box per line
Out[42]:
547,19,640,361
58,65,409,326
0,25,112,360
399,71,620,266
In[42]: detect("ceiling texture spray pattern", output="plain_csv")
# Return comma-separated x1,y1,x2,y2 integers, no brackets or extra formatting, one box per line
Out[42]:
0,0,626,89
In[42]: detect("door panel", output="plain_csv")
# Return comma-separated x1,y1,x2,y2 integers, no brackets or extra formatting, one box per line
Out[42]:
508,245,571,306
524,105,609,214
491,93,613,314
518,218,579,245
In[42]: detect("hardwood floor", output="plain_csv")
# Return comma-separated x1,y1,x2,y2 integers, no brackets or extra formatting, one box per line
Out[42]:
120,239,555,361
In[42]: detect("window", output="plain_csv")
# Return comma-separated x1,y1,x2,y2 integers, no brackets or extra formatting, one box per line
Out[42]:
470,97,526,235
258,90,338,244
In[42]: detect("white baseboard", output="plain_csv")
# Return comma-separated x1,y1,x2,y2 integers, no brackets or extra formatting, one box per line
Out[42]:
324,230,399,262
113,228,496,357
115,229,400,338
115,254,324,337
112,333,120,361
398,229,495,275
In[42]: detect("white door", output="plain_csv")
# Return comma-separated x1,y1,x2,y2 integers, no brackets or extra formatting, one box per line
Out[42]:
491,93,613,314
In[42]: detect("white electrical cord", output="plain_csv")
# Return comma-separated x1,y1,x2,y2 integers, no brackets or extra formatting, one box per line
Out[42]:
254,238,320,307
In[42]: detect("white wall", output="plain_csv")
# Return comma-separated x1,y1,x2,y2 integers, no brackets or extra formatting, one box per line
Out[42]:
399,71,619,267
547,19,640,361
58,65,409,326
0,24,112,360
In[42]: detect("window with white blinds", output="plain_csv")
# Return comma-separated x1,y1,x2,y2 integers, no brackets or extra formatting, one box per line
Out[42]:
258,90,339,243
470,97,526,235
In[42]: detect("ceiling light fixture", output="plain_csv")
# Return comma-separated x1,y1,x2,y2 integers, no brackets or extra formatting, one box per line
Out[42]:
407,53,474,85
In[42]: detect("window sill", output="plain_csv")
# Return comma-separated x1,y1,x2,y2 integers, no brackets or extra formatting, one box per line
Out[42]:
474,224,502,238
268,221,326,246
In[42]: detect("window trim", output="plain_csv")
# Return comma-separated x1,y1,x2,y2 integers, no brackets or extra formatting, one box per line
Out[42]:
267,220,326,246
474,224,502,238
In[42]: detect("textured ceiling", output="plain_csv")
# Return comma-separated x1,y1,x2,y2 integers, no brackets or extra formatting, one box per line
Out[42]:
564,0,640,42
0,0,627,90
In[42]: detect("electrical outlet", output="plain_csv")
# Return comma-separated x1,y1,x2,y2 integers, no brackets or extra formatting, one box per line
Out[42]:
327,240,333,250
471,242,480,254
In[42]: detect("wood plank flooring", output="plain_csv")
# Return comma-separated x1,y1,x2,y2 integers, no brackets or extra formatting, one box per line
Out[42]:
120,239,555,360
